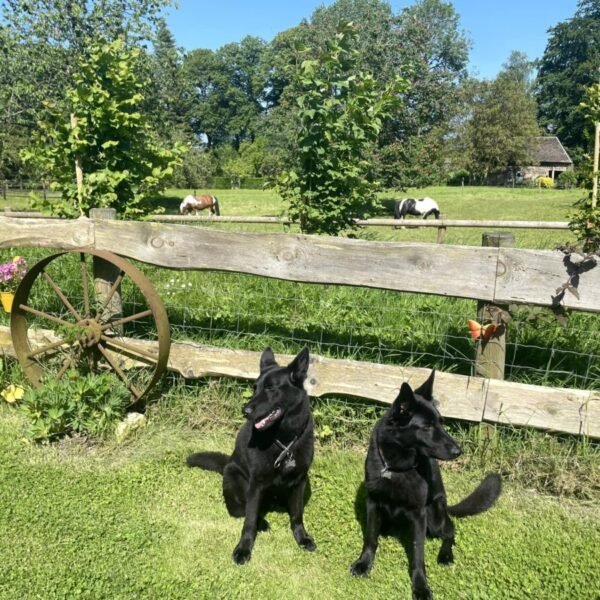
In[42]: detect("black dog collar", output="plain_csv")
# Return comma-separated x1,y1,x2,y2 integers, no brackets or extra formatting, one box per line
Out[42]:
376,433,416,479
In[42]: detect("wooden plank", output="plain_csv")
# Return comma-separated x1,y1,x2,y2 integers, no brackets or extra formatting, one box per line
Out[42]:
1,216,599,311
149,215,570,230
93,219,498,301
2,326,597,437
0,216,94,248
495,247,600,311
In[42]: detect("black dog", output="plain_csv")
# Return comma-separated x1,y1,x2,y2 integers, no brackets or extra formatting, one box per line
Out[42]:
350,370,501,600
187,346,316,565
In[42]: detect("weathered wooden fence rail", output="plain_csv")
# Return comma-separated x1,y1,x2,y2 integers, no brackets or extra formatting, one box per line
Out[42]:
0,216,596,310
0,215,598,437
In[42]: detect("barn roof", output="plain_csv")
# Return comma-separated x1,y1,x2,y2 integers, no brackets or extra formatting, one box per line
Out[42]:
531,136,573,165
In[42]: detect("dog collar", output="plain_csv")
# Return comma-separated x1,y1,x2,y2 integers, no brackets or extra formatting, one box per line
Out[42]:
376,433,416,478
274,436,298,470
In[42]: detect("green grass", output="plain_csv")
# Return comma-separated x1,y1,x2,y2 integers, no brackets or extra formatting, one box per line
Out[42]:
0,401,598,600
1,185,598,597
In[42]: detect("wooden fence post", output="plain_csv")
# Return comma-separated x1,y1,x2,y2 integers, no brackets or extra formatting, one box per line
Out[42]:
89,207,122,330
474,231,514,380
436,215,447,243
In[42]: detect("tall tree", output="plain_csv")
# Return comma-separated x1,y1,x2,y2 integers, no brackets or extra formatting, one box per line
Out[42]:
184,36,269,149
146,18,193,142
22,39,184,218
461,65,540,182
278,22,406,235
536,0,600,162
0,0,174,178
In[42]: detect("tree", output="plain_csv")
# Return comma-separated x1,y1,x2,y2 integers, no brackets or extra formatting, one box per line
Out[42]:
0,0,174,179
461,66,540,182
146,18,194,143
379,0,470,188
184,36,269,149
22,39,185,218
278,22,406,235
536,0,600,162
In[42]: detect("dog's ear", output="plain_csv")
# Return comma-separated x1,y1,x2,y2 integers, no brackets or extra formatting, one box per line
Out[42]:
288,346,310,385
414,369,435,402
260,347,277,372
391,382,416,419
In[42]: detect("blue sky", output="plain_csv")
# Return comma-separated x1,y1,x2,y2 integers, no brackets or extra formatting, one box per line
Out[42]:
165,0,579,79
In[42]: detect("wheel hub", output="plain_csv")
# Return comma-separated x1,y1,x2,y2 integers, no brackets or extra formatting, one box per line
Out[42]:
77,318,102,348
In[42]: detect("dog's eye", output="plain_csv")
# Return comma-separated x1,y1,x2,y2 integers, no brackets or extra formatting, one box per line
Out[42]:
423,424,434,432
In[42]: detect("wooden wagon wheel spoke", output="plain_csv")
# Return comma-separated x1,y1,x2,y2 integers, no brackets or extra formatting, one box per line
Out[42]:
100,335,160,365
41,270,83,322
27,337,68,359
18,303,77,330
97,271,125,317
10,250,170,402
80,252,91,319
56,356,74,380
100,309,153,332
96,342,142,399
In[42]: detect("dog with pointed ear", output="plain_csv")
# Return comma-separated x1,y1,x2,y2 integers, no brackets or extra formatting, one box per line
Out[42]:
187,345,316,565
351,369,501,600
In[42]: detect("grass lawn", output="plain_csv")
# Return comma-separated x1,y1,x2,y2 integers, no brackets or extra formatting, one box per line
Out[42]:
1,404,599,600
1,185,598,598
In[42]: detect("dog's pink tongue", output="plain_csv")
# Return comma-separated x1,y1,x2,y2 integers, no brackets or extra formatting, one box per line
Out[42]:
255,408,281,430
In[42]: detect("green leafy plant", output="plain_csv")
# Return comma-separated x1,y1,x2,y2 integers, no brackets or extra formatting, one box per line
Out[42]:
19,370,130,442
22,38,186,218
278,21,407,235
556,170,578,189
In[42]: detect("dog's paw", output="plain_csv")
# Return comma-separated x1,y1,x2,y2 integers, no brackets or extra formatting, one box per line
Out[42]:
350,559,372,577
412,587,433,600
232,545,252,565
412,578,432,600
298,535,316,552
437,548,454,565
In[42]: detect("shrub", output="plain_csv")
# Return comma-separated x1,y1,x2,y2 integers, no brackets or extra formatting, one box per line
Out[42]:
446,168,471,186
536,176,555,188
19,371,130,442
556,170,578,189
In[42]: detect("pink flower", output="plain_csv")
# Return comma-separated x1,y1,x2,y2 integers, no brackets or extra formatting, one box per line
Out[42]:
0,257,27,292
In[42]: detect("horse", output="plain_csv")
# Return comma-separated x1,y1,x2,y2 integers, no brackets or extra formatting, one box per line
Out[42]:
393,197,440,220
179,194,221,216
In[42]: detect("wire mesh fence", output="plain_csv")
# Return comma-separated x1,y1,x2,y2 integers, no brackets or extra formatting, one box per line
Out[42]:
1,245,599,395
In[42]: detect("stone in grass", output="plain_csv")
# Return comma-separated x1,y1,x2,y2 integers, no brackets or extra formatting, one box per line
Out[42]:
115,412,146,443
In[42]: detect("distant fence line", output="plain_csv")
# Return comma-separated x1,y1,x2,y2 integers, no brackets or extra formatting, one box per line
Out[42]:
2,208,571,232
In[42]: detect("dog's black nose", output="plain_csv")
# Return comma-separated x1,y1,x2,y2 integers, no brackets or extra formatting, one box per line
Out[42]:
242,405,253,417
450,445,462,458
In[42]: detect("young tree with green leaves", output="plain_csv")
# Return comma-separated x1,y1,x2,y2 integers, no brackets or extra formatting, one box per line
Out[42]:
278,22,407,236
22,39,185,218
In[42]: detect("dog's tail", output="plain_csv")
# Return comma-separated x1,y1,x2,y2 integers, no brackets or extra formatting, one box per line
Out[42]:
186,451,229,474
448,473,502,518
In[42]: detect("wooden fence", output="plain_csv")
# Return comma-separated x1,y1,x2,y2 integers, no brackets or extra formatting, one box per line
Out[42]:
0,215,598,437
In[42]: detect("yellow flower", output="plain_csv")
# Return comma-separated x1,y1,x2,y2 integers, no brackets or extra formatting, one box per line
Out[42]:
1,384,25,404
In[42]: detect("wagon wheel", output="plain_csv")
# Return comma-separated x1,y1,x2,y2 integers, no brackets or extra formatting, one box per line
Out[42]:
10,250,170,402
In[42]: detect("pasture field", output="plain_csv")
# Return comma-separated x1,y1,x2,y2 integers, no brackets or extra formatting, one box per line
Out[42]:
0,186,599,598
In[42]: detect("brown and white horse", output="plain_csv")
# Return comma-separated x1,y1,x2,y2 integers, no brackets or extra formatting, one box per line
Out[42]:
179,194,221,216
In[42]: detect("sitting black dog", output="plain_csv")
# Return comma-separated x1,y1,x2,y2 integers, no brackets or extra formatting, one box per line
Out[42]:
187,346,316,565
350,370,501,599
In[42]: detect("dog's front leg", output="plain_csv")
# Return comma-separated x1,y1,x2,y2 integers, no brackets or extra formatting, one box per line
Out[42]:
288,477,316,551
350,496,381,577
409,508,431,600
232,481,262,565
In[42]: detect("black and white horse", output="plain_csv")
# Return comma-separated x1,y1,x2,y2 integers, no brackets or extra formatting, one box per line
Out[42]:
393,197,440,220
